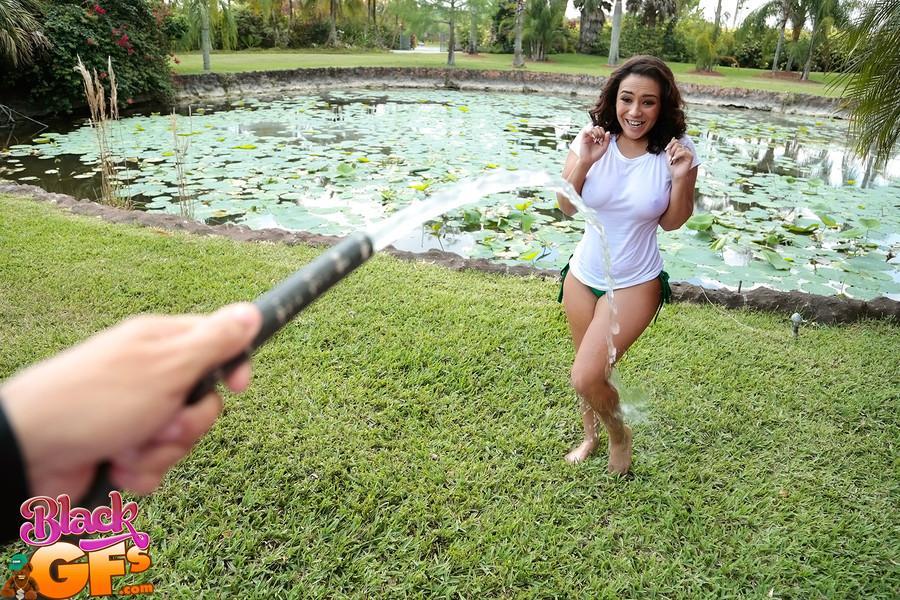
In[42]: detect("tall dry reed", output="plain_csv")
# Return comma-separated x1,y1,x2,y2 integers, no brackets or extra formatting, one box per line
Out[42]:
171,109,196,219
74,56,130,208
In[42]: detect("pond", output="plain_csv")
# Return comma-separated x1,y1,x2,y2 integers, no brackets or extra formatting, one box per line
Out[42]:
2,90,898,300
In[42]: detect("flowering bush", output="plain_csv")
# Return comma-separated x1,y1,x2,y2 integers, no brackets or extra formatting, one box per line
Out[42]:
5,0,176,114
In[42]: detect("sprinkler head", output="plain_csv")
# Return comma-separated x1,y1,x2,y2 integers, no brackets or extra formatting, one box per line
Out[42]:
790,312,803,337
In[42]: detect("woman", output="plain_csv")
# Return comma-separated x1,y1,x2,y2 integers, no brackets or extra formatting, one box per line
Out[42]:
557,55,700,473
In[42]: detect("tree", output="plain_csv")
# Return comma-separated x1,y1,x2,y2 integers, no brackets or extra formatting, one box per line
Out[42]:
523,0,565,60
574,0,608,52
784,1,807,71
835,0,900,161
742,0,798,72
184,0,215,71
513,0,524,66
466,0,495,53
712,0,723,41
626,0,675,27
421,0,467,65
732,0,745,27
799,0,848,80
608,0,622,65
0,0,48,66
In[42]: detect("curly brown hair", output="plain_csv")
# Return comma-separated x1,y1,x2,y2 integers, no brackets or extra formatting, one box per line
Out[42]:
588,55,686,155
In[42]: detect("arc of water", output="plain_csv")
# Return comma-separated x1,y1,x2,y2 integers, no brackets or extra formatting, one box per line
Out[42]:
368,169,620,368
83,169,623,509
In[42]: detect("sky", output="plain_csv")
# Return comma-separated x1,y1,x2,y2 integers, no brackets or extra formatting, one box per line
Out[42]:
565,0,769,24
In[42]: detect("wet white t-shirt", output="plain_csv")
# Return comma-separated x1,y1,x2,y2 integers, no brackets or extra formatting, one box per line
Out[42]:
567,126,700,290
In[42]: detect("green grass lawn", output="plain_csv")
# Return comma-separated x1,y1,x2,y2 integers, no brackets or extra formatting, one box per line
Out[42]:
2,195,897,597
171,50,845,97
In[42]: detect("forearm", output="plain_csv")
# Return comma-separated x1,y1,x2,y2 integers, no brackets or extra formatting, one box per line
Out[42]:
0,395,31,543
659,174,696,231
557,161,592,217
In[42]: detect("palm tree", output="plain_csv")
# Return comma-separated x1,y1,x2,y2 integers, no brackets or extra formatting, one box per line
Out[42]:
467,0,495,54
0,0,48,67
574,0,608,53
512,0,525,67
835,0,900,161
607,0,622,65
712,0,724,40
183,0,215,71
743,0,799,72
800,0,849,80
523,0,565,61
631,0,675,27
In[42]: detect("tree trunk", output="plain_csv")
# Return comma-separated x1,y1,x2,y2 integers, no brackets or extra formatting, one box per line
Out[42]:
329,0,338,46
608,0,622,66
772,15,787,72
513,0,525,68
732,0,744,28
448,5,456,66
801,22,818,81
468,5,477,54
288,0,293,21
578,0,605,53
786,22,802,71
712,0,723,41
201,5,211,72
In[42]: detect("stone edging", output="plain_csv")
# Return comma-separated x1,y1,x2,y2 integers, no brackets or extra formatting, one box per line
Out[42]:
172,67,846,118
2,181,896,325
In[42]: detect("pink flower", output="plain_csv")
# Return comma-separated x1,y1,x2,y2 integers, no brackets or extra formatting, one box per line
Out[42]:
93,4,106,15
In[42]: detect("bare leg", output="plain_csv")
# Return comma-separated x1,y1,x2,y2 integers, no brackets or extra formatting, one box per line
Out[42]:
561,272,601,463
563,275,661,473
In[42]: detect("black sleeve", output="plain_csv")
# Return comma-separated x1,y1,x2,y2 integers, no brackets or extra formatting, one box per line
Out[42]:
0,397,30,543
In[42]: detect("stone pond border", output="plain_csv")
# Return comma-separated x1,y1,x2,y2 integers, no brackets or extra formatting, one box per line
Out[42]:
2,182,896,325
172,67,847,118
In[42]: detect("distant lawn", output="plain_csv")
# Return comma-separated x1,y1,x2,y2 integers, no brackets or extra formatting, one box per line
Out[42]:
171,50,846,97
1,195,897,597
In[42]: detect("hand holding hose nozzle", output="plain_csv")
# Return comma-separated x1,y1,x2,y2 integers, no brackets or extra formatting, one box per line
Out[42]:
81,232,375,508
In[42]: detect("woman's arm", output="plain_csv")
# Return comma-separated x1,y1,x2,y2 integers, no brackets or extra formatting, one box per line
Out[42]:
557,151,590,217
659,138,699,231
658,166,698,231
557,127,611,217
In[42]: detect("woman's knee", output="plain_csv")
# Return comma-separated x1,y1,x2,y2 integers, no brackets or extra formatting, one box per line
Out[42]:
570,363,613,405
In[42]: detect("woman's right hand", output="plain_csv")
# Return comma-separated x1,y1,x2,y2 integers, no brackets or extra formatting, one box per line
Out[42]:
578,126,611,166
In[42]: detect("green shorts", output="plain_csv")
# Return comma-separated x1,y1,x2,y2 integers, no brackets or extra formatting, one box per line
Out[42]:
558,262,672,320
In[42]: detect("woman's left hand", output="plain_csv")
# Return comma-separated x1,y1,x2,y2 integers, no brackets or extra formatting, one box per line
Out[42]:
665,138,693,179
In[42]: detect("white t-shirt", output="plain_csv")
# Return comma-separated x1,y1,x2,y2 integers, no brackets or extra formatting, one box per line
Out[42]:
567,125,700,290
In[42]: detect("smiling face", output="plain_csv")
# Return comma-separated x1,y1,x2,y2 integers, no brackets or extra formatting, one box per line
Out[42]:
615,74,662,147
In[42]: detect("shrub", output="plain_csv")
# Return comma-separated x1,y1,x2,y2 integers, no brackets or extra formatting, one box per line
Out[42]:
235,7,266,49
718,55,738,67
735,39,764,68
695,32,716,71
287,17,331,48
10,0,174,115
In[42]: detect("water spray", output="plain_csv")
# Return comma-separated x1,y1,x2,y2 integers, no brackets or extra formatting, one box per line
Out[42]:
83,169,609,508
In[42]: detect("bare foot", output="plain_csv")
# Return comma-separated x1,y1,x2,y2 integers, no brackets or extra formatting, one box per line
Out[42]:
565,438,598,464
607,426,633,475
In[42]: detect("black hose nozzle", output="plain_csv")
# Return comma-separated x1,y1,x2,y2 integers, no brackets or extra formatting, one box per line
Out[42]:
81,231,374,508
